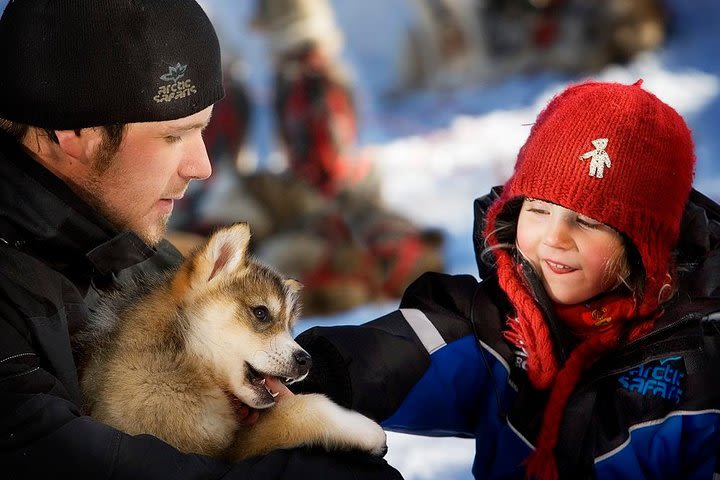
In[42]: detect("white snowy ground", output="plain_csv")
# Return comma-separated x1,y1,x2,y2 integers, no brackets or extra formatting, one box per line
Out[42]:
202,1,720,479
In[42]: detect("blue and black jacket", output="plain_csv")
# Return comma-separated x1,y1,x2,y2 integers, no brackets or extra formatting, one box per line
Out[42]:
296,188,720,479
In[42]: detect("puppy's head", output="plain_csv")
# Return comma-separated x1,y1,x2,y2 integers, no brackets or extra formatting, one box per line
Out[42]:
172,223,310,409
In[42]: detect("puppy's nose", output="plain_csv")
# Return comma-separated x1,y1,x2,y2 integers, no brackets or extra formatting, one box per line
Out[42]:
294,350,312,373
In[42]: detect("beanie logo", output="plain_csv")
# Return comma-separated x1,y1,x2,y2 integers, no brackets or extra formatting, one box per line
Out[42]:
579,138,611,179
154,63,198,104
160,63,188,82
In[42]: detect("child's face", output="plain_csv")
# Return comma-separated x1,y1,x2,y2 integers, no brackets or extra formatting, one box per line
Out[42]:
516,199,627,305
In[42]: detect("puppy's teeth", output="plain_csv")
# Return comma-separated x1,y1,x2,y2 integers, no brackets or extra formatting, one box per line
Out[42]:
271,391,280,398
259,378,266,385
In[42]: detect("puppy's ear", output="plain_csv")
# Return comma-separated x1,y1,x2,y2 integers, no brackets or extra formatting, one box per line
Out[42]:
181,223,251,292
284,279,303,293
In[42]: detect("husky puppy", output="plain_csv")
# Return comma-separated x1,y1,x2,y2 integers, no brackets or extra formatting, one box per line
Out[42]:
75,223,386,460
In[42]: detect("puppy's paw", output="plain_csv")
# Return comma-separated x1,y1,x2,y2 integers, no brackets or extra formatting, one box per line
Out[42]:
263,393,388,457
337,409,388,456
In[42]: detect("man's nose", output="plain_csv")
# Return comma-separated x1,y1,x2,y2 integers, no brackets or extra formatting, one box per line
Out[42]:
179,136,212,181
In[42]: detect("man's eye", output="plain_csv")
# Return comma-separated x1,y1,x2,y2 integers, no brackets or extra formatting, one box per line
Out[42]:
165,135,181,144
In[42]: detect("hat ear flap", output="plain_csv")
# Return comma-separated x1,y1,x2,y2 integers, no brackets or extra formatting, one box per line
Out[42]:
484,195,558,389
495,248,559,389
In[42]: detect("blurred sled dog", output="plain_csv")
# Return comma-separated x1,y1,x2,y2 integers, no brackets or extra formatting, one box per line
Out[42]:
74,223,386,460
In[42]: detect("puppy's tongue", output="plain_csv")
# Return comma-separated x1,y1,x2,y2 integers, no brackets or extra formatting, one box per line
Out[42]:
264,375,293,399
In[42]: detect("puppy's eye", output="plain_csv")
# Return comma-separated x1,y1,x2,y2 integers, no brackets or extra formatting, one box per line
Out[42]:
252,306,269,321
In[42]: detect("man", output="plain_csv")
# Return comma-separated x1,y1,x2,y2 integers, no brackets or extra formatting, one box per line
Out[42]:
0,1,401,479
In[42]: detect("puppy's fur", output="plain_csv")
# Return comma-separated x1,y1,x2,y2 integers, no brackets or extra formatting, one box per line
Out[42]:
75,223,386,460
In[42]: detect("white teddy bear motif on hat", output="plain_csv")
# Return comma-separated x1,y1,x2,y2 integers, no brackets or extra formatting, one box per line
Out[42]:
579,138,611,179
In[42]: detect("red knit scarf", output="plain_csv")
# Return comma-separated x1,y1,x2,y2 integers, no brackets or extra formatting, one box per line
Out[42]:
553,295,638,338
522,294,656,480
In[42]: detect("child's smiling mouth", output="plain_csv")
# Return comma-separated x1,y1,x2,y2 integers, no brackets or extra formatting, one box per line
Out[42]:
544,259,577,274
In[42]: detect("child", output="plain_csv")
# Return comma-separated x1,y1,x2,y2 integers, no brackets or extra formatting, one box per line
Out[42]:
295,80,720,479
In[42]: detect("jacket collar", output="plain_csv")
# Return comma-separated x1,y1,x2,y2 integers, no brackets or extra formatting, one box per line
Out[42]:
0,130,156,277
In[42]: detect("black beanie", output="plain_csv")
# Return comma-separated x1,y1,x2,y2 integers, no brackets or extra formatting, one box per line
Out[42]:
0,0,224,130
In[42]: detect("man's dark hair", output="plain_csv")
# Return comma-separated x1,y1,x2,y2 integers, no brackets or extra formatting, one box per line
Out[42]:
0,118,28,141
0,118,127,171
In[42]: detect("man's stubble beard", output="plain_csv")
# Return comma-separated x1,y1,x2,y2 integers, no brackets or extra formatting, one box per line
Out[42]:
78,149,169,247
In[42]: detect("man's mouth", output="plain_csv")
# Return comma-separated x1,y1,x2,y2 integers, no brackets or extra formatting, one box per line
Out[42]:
161,186,188,203
160,194,183,204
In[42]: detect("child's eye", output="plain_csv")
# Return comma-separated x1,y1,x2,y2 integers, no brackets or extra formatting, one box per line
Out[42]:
527,208,549,215
577,217,601,229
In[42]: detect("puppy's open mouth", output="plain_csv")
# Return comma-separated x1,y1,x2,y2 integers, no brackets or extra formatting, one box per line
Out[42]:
246,363,293,406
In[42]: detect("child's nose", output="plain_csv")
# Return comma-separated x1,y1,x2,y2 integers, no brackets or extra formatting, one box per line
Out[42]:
542,218,573,249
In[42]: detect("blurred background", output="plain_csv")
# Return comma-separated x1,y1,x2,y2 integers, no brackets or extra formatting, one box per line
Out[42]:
169,0,720,321
3,0,718,478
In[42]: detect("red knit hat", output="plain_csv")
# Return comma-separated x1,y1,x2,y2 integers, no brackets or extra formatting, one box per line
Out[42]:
483,80,695,479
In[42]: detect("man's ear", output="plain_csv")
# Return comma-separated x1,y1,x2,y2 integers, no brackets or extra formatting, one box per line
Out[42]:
54,128,103,165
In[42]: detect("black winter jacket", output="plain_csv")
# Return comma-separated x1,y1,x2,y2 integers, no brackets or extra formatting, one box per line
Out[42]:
0,131,401,480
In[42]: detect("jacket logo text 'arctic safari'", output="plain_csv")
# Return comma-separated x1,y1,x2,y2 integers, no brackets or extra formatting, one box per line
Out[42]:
617,356,685,404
